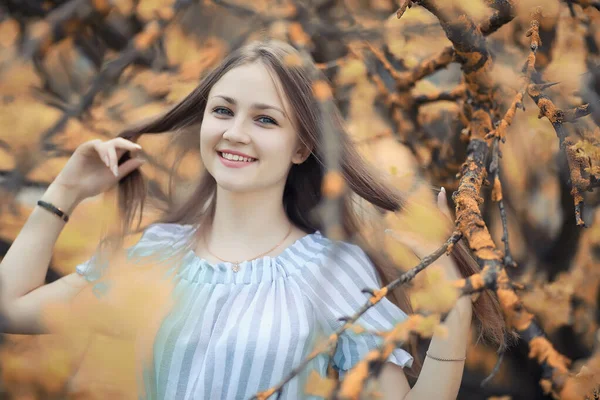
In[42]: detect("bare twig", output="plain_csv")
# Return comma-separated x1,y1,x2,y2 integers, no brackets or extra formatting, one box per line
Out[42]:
22,0,113,58
413,85,466,106
527,84,597,226
395,0,414,19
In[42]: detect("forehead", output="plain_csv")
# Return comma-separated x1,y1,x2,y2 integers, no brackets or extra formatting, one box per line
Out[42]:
209,62,290,110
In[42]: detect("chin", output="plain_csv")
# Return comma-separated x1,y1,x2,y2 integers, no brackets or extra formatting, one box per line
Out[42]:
214,177,257,193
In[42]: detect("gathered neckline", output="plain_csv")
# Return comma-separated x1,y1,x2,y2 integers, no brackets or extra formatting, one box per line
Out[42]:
184,228,322,269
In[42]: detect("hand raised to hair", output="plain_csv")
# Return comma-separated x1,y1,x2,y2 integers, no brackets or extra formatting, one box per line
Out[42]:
387,187,461,280
53,138,146,202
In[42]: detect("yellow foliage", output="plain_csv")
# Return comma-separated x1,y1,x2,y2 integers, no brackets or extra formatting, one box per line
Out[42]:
584,166,600,177
348,323,366,335
357,136,417,192
572,352,600,399
44,255,175,339
136,0,175,22
335,59,367,86
166,81,201,104
460,0,492,22
122,102,167,125
431,0,492,23
27,157,70,184
379,183,454,273
572,140,600,160
383,233,420,271
0,19,19,48
131,70,174,98
0,147,14,171
114,0,136,15
410,266,460,313
53,197,119,274
322,170,346,198
164,26,226,80
0,99,61,151
410,314,444,338
514,0,560,23
31,253,178,397
0,335,77,396
384,314,445,345
383,5,448,64
0,62,41,98
387,186,452,246
346,79,389,142
521,273,574,333
304,369,336,398
543,43,587,97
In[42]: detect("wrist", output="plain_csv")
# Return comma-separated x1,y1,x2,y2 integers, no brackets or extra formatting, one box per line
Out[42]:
41,182,82,215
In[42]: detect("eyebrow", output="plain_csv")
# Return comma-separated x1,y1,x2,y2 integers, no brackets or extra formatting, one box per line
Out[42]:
212,95,287,118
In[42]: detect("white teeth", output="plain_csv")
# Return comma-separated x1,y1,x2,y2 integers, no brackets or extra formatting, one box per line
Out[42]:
220,152,255,162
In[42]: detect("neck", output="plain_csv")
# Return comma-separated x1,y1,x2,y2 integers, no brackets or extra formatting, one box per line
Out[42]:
206,184,292,256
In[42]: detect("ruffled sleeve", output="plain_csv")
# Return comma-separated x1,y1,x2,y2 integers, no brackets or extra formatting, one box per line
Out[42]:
75,223,188,284
307,241,414,379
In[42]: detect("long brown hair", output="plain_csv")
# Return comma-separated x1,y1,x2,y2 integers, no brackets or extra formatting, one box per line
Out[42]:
110,40,506,376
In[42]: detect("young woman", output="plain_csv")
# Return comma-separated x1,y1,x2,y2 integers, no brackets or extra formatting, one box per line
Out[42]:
0,40,504,399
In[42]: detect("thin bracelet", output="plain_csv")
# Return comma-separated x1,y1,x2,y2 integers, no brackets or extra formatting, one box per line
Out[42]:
426,351,466,362
37,200,69,223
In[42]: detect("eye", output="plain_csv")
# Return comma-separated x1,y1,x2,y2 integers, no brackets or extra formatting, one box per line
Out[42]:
212,106,233,116
256,115,278,126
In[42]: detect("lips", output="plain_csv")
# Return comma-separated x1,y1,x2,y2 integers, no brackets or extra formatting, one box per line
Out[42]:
217,151,257,162
217,151,257,168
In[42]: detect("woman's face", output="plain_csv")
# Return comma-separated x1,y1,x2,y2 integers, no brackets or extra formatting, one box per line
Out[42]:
200,61,306,193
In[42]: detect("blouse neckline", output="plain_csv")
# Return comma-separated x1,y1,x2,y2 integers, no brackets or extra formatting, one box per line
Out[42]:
184,228,322,269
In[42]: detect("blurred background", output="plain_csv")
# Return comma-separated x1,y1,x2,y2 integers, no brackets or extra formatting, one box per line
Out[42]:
0,0,599,399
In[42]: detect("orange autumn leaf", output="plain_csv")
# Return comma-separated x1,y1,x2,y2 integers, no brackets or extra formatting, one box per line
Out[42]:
304,369,337,398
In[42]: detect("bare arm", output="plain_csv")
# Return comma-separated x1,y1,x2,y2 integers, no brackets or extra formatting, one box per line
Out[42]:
0,138,145,335
379,191,473,399
378,260,472,400
0,182,88,334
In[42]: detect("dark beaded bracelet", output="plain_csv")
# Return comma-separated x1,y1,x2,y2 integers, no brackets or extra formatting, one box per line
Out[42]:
37,200,70,223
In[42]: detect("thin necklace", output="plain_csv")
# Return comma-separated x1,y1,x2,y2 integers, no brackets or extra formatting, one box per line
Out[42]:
203,224,293,273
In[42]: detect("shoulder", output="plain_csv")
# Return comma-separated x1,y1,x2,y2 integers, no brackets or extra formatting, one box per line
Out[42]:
316,236,381,286
137,222,193,242
127,222,193,255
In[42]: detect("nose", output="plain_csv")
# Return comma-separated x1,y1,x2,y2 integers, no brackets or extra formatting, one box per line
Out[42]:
222,116,251,144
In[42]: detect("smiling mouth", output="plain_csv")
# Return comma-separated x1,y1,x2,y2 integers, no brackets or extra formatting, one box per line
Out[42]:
217,151,258,163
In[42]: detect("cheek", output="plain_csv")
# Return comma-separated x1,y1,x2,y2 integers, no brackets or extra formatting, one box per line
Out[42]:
256,135,295,161
199,118,223,150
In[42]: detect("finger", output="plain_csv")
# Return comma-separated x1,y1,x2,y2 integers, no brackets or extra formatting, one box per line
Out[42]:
112,137,142,150
93,141,111,169
385,229,433,259
437,187,452,220
116,157,146,179
113,138,142,158
106,145,119,177
386,229,457,276
116,145,141,161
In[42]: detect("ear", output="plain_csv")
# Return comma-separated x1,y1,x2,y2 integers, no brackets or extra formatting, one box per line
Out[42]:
292,145,311,165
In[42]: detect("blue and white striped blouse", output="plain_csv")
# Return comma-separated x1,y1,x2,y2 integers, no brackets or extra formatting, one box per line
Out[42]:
75,223,413,399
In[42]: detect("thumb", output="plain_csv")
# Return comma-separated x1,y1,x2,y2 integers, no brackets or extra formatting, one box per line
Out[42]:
385,229,433,259
437,187,453,221
117,157,146,179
